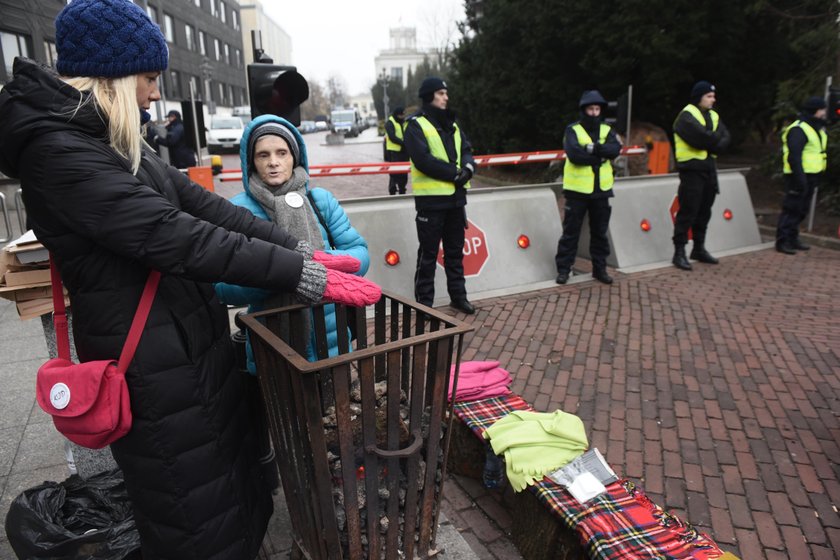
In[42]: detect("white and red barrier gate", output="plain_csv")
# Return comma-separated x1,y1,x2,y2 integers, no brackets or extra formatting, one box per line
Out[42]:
216,146,648,182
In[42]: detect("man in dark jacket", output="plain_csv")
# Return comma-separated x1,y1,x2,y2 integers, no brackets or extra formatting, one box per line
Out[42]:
384,106,409,195
555,90,622,285
404,77,477,314
156,110,197,169
776,96,828,254
671,81,731,270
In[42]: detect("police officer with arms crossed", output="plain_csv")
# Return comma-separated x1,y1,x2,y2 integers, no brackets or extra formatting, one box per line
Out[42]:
671,80,731,271
385,106,409,195
555,90,622,285
404,77,477,314
776,96,828,254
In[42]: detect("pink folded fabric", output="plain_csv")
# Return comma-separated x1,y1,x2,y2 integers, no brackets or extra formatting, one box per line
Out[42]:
448,360,512,402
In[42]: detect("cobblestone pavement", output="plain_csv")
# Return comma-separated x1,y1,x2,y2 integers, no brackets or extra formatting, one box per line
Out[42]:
439,243,840,560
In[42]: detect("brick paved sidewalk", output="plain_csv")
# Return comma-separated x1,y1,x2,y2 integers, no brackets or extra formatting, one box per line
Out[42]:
439,245,840,559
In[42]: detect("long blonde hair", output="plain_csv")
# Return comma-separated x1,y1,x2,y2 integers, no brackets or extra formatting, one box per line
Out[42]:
62,75,143,174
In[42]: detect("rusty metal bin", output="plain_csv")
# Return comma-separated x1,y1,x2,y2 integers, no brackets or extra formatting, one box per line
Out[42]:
240,291,472,559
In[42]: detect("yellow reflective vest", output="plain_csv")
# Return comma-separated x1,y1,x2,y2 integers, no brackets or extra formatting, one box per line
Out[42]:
410,116,471,195
385,116,404,152
674,104,719,162
562,123,614,194
782,120,827,174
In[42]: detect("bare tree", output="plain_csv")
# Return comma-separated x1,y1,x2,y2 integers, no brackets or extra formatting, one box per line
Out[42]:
418,0,463,65
327,74,348,109
301,80,330,120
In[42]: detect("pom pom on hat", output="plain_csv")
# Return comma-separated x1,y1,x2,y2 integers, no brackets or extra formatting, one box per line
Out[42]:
55,0,168,78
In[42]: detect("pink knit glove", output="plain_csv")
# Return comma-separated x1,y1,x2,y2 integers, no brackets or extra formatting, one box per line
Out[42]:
312,250,361,273
323,269,382,307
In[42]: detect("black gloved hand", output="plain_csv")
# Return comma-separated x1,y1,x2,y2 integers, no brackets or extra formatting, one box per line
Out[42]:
454,166,473,189
591,143,602,156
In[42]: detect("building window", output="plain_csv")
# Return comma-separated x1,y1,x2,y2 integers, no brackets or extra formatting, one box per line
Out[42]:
163,14,175,44
218,82,225,104
146,5,158,25
199,31,206,56
223,44,230,65
209,0,216,17
189,75,199,98
390,67,403,84
220,1,227,23
1,31,30,77
44,40,58,67
169,70,181,98
184,25,194,51
194,0,201,7
213,38,220,61
233,47,241,68
232,10,239,30
227,84,234,105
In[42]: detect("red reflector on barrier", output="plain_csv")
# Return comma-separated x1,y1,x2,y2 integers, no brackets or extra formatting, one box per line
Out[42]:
517,235,530,249
385,250,400,266
640,219,651,232
723,209,733,220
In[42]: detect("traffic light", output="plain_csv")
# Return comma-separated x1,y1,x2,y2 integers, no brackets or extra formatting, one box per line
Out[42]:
247,63,309,126
828,88,840,125
606,93,629,134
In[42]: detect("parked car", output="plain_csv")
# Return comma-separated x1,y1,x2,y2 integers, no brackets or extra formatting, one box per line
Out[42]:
298,120,317,134
314,120,329,132
207,116,245,154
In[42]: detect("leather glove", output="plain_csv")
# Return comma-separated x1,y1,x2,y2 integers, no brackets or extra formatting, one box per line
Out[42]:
585,143,595,154
312,250,361,273
323,269,381,307
591,143,602,156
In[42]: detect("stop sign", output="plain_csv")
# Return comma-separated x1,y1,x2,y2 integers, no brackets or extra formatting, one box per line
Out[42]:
436,219,490,277
669,195,693,240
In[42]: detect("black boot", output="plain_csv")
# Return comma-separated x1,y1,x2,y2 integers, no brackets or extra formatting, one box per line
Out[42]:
672,245,692,271
793,239,810,251
690,245,719,264
776,241,797,255
592,268,613,284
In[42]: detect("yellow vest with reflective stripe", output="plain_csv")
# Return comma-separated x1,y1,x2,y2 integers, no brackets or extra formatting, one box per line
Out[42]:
674,104,719,162
562,123,614,194
782,120,827,174
385,116,404,152
410,116,471,195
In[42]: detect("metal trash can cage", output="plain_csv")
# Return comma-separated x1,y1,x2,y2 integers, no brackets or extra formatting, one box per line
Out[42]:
240,291,472,559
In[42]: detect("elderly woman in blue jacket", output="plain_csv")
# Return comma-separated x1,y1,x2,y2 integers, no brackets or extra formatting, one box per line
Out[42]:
216,115,370,369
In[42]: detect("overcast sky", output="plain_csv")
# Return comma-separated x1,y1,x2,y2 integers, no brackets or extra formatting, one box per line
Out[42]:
262,0,467,95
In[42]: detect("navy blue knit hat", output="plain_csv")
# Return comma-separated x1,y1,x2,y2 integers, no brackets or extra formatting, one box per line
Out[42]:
55,0,168,78
419,77,447,101
690,81,716,104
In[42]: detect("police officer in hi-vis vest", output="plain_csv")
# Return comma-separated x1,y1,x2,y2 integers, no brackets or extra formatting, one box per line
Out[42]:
384,106,409,195
671,81,731,271
555,90,622,285
776,96,828,254
404,77,477,314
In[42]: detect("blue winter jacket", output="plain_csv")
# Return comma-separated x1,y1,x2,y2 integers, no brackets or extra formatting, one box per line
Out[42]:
215,115,370,370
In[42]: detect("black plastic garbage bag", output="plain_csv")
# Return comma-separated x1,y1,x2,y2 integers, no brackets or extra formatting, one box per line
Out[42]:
5,468,140,559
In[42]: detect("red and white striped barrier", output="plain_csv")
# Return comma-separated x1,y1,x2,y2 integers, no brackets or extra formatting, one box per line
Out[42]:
217,145,647,181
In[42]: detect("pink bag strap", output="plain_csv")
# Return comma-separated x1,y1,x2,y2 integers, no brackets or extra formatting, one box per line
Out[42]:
49,254,161,373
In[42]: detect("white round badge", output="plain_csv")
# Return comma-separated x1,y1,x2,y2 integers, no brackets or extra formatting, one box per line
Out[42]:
50,382,71,410
285,192,304,208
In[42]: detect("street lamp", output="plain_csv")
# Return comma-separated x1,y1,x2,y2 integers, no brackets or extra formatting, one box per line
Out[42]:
378,70,390,119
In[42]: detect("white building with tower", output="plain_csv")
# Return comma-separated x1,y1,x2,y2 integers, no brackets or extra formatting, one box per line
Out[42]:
374,27,430,88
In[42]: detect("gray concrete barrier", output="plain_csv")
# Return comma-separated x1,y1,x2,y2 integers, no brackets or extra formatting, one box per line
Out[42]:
578,168,763,270
342,184,562,305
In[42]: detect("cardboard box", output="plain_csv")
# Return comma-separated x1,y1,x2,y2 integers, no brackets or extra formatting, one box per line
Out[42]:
0,284,53,303
16,296,69,321
3,267,51,287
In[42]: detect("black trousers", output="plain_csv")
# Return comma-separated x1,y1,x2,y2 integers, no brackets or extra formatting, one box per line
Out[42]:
776,175,817,245
554,196,612,273
415,207,467,306
672,169,718,246
386,151,408,195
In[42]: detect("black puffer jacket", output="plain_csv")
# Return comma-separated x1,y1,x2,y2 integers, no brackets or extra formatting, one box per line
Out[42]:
0,59,305,560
